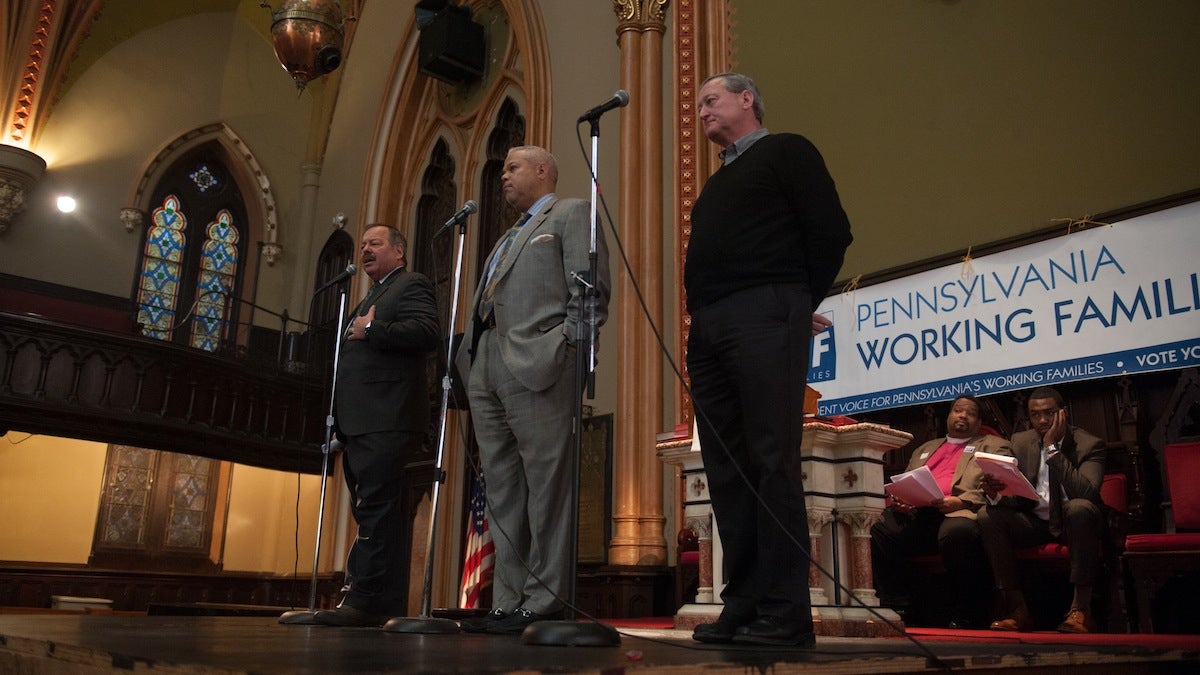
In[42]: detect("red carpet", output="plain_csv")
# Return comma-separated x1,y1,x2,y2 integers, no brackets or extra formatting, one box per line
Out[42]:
900,626,1200,650
607,617,1200,651
608,616,675,629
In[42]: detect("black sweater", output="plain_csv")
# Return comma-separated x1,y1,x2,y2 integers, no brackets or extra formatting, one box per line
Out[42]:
684,133,852,313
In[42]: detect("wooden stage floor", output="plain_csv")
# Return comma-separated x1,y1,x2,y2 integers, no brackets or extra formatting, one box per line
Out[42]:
0,614,1197,674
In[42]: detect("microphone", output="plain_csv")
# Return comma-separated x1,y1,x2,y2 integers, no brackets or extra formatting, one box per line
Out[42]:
314,264,356,294
434,200,478,237
577,89,629,123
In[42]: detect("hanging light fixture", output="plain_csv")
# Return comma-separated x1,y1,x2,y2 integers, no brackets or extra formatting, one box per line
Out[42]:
261,0,353,92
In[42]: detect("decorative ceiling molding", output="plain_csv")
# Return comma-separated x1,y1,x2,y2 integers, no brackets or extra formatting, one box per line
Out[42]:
1,0,104,148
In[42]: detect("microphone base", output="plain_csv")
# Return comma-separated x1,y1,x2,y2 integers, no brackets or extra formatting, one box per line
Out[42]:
520,620,621,647
277,609,322,625
381,615,460,634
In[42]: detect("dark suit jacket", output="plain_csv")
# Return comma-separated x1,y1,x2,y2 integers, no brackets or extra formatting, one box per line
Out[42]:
455,196,611,393
903,433,1013,519
334,268,440,436
997,426,1106,512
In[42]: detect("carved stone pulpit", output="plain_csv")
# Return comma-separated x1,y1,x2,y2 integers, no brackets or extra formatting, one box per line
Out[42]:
659,419,912,637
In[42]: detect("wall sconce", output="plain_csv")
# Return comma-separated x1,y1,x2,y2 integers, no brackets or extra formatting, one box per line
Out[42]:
119,207,145,233
0,144,47,234
261,0,355,92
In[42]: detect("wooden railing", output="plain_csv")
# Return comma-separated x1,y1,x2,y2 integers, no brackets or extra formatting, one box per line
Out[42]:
0,311,327,474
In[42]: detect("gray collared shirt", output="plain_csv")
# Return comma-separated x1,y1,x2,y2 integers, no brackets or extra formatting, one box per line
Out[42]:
719,128,770,165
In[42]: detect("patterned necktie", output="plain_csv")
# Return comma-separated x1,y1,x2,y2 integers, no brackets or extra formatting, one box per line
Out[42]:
358,282,384,315
479,212,531,322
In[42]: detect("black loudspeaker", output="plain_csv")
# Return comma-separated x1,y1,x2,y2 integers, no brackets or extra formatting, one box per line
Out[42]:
419,6,485,84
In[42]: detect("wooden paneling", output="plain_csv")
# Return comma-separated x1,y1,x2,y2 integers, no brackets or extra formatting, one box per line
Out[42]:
0,565,345,612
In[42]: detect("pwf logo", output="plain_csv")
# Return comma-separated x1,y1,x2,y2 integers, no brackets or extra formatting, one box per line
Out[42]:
808,321,836,383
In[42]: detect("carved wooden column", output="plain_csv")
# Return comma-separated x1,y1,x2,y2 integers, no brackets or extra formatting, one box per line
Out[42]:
609,0,670,566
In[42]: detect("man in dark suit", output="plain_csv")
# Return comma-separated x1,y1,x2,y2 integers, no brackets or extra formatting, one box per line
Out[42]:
684,72,852,647
979,386,1106,633
870,394,1012,629
454,146,610,635
314,224,440,627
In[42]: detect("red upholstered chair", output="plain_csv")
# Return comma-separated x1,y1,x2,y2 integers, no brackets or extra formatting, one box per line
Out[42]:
1123,440,1200,633
675,527,700,607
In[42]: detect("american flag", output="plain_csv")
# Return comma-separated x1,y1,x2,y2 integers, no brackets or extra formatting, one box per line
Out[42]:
459,471,494,608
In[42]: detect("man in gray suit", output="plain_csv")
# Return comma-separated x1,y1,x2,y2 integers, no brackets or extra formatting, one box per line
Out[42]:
455,146,610,635
314,225,440,627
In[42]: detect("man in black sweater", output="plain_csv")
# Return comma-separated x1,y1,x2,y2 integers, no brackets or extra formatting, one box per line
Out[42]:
684,72,852,647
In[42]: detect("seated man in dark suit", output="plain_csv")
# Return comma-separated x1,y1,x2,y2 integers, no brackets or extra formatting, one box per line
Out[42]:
979,386,1106,633
870,394,1011,628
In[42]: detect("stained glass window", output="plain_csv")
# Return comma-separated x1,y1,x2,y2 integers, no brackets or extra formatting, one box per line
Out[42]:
164,454,212,548
135,159,244,352
92,445,219,568
98,446,155,547
137,195,187,340
190,209,240,351
189,163,219,192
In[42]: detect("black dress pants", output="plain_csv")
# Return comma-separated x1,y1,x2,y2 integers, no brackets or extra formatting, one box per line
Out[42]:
340,429,420,616
687,283,813,628
870,507,990,622
978,499,1103,590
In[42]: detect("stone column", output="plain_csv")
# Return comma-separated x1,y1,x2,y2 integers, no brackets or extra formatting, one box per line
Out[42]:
609,0,670,568
807,511,835,607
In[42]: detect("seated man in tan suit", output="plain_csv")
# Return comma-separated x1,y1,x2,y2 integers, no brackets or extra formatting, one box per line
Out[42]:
870,394,1012,628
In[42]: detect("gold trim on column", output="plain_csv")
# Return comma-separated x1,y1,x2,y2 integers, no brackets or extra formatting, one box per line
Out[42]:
674,0,730,427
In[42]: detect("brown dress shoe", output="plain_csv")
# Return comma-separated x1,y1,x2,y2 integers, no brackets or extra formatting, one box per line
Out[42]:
1056,608,1094,634
989,606,1033,632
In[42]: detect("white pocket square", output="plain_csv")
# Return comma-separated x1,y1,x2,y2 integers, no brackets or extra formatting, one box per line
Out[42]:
531,233,557,243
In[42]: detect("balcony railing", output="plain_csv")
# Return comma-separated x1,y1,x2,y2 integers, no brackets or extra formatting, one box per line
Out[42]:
0,311,327,474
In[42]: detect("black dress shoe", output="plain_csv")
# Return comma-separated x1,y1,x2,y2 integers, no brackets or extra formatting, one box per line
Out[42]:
313,605,385,627
947,617,975,630
485,607,563,635
460,608,508,633
731,616,816,647
692,615,747,644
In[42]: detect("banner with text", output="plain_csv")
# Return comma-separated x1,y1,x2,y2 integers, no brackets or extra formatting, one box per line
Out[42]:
810,201,1200,416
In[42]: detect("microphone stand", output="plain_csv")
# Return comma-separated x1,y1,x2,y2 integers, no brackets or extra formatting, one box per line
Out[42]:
279,282,349,624
381,212,468,634
522,116,619,647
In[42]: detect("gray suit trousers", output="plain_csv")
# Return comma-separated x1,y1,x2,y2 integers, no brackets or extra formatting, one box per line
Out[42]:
468,328,576,615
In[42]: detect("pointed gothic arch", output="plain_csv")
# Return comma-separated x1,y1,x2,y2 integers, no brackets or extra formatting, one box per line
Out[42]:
127,123,282,352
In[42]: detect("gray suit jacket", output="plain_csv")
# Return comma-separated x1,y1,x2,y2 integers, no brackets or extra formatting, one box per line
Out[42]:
456,196,610,393
903,433,1013,519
